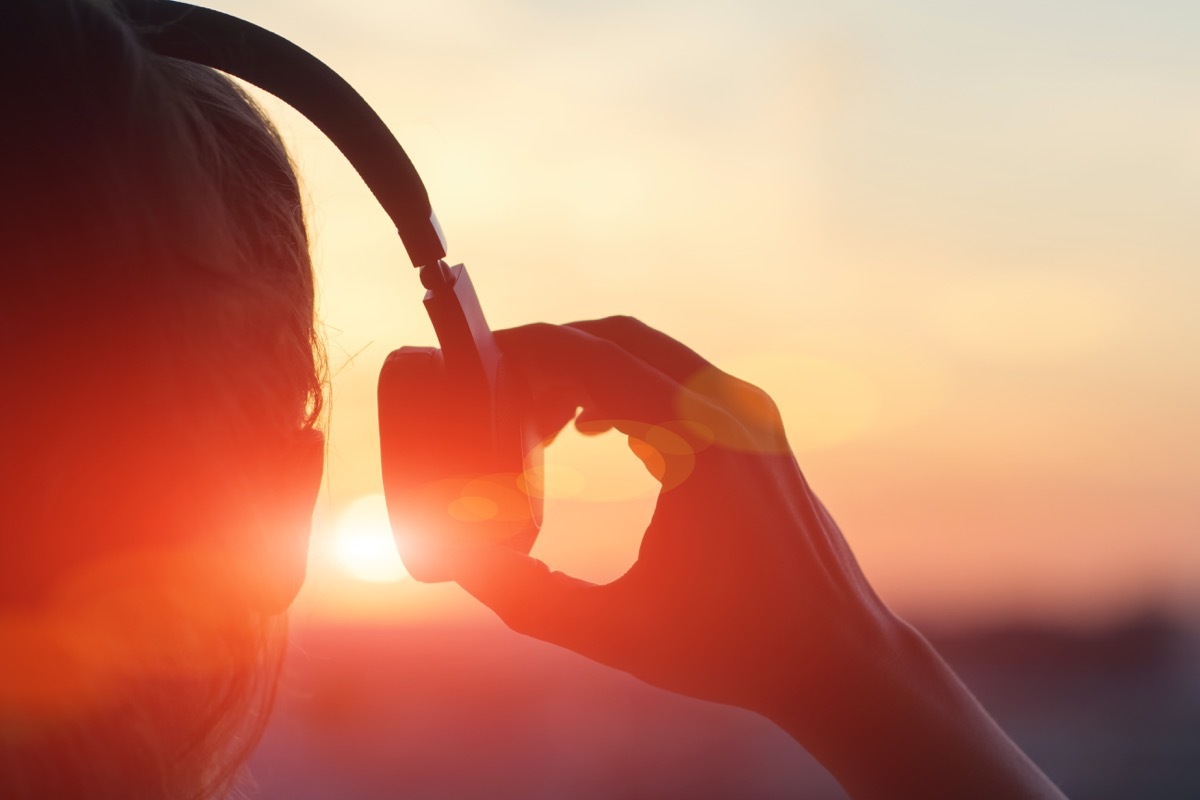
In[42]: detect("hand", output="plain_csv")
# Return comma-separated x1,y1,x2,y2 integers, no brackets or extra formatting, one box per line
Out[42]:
451,317,1067,799
452,316,900,729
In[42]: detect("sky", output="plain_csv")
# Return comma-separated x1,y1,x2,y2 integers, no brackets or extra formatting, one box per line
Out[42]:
195,0,1199,627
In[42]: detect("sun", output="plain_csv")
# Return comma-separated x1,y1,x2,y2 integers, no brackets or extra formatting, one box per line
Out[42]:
331,493,409,583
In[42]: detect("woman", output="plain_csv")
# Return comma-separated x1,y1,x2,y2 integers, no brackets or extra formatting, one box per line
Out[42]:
3,1,323,796
1,1,1064,798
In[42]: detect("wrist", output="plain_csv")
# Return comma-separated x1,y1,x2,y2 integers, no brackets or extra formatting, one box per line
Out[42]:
765,618,1064,799
762,609,923,751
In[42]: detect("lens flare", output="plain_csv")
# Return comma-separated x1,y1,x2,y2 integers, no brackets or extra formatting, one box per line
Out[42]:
332,494,408,583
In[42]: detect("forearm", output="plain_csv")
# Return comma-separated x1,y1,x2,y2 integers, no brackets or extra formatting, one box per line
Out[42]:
768,620,1067,800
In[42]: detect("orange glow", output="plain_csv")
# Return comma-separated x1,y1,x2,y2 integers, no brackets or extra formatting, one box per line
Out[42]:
0,544,270,729
331,494,408,583
517,462,586,500
216,0,1199,629
926,272,1126,362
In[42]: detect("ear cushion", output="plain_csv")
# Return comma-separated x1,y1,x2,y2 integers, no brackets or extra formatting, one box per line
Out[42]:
378,347,541,583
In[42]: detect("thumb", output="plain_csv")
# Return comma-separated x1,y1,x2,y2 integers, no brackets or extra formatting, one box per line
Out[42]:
451,546,610,650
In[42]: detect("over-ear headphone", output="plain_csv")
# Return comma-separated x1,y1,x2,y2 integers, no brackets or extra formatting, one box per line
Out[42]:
128,0,544,582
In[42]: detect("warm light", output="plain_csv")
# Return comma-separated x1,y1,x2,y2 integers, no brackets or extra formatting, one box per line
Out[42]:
540,428,661,502
927,272,1124,362
520,463,587,500
247,0,1197,626
331,494,408,583
721,352,880,452
447,495,500,522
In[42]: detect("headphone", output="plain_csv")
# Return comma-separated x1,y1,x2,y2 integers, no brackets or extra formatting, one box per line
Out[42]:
126,0,544,582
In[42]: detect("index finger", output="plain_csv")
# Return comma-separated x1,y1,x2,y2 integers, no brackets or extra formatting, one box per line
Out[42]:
495,323,722,437
567,316,713,386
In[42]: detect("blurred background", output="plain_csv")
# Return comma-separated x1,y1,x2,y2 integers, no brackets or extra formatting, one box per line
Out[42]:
194,0,1197,796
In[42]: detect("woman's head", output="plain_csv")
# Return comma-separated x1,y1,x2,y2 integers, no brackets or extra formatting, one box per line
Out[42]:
2,0,324,796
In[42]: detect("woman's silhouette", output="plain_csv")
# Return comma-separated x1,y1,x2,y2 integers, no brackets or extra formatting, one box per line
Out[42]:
1,1,1065,798
4,1,322,796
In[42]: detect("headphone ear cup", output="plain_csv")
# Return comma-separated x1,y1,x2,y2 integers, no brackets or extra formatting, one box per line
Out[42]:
379,346,541,583
495,353,544,534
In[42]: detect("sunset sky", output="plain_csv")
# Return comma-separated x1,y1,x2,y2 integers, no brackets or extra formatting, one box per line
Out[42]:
197,0,1198,627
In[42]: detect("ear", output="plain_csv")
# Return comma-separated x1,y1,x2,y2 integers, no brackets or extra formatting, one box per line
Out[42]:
254,428,325,614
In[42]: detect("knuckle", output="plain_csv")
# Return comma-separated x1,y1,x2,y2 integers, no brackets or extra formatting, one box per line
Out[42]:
597,314,648,333
522,321,558,336
591,337,628,361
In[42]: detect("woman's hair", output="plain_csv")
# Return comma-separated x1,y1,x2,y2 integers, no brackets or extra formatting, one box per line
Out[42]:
1,0,324,797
